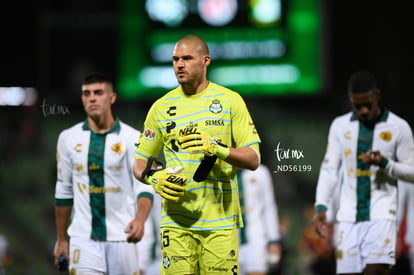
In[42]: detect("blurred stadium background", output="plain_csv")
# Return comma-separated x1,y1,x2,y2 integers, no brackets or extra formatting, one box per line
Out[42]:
0,0,412,274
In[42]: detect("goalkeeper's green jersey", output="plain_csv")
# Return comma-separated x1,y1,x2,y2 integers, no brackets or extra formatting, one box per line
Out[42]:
135,82,261,230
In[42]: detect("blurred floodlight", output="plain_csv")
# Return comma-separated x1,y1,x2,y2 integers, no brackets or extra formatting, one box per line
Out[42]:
139,66,177,88
137,64,299,89
152,40,286,63
145,0,188,27
0,87,38,106
251,0,282,25
198,0,238,27
209,64,300,85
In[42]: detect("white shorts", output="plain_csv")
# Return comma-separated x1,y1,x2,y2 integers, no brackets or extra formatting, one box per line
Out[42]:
336,220,396,274
69,236,140,275
145,259,162,275
239,242,268,274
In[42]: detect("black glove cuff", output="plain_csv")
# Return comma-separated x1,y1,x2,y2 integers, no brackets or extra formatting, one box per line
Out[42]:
142,157,164,179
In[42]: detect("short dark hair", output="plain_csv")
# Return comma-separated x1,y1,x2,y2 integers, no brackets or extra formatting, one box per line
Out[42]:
82,72,113,86
347,71,377,94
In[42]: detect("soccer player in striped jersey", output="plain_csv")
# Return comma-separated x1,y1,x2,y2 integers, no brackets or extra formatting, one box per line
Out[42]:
133,34,261,274
53,72,154,274
314,71,414,275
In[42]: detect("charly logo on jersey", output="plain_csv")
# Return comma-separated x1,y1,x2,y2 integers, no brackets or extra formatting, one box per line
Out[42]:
209,99,222,114
167,106,177,116
111,143,124,154
74,143,82,152
379,131,392,142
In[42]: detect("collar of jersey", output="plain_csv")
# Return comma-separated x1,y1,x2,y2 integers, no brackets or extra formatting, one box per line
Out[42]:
82,116,121,134
351,107,389,122
180,81,211,98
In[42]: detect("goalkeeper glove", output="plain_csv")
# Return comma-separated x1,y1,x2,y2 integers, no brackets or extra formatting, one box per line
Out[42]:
141,158,187,201
146,167,187,202
178,131,230,160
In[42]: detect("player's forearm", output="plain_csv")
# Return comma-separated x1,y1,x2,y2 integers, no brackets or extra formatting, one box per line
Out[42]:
314,166,339,209
136,196,153,224
225,146,260,170
133,159,148,182
384,158,414,183
55,205,72,241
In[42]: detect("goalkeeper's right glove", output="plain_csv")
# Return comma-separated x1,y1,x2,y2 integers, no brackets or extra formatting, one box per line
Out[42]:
145,166,187,202
178,131,229,159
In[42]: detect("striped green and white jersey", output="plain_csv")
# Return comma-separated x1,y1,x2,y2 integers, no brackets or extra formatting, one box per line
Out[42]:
315,109,414,222
55,118,154,241
135,82,261,230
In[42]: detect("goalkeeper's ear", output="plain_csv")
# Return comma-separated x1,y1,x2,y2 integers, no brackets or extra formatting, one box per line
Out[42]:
141,157,165,183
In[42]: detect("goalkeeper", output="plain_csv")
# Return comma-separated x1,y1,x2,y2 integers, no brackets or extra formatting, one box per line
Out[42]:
133,34,261,275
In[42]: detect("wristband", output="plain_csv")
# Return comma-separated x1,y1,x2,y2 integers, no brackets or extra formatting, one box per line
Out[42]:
378,157,388,168
142,157,164,184
315,204,327,212
215,144,230,159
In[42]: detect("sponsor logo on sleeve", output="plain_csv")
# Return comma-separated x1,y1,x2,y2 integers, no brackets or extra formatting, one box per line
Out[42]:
144,128,156,141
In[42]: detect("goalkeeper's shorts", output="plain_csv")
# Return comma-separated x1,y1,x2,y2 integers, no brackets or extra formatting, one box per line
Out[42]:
159,227,239,274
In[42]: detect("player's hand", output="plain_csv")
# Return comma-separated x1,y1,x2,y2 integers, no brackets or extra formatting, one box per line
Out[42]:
125,218,144,243
178,131,229,159
146,167,187,201
361,150,382,165
53,240,69,269
313,210,328,238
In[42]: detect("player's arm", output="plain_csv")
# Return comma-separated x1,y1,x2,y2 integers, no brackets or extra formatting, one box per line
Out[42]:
133,158,149,183
225,145,260,170
53,131,73,266
53,204,71,265
362,120,414,182
179,132,260,170
314,119,342,238
125,193,153,243
134,158,187,202
228,94,261,170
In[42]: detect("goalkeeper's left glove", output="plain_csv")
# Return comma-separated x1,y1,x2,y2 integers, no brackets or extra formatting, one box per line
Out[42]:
178,131,230,160
146,167,187,202
141,157,187,201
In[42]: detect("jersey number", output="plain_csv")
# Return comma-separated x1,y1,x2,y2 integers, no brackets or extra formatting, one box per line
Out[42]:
161,229,170,248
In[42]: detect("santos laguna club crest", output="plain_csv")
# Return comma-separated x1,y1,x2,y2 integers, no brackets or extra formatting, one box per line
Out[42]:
209,99,222,114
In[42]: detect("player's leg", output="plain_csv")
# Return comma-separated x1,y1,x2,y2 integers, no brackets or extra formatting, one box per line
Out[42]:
199,228,239,274
336,222,364,274
159,227,200,275
106,241,140,275
361,220,396,275
69,236,106,274
239,244,248,275
239,242,267,275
